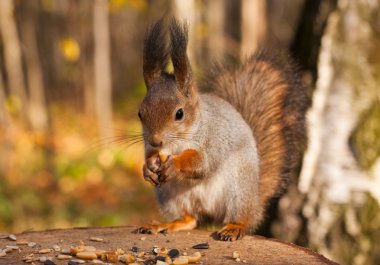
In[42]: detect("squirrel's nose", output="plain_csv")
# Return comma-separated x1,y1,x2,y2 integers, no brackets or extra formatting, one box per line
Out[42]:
150,134,163,148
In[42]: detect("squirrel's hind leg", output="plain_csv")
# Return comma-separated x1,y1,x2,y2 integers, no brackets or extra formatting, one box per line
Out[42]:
137,212,197,235
216,223,246,241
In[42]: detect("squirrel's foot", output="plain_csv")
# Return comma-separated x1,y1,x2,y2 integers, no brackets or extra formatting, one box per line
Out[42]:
216,223,246,241
136,212,197,235
137,224,165,234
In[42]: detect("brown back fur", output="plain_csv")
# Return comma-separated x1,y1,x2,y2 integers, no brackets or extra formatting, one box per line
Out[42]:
202,51,310,208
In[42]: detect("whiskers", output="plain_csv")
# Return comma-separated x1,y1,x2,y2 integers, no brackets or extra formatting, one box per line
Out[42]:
90,130,145,151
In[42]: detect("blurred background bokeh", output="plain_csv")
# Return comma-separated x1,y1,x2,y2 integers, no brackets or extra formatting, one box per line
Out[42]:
0,0,379,264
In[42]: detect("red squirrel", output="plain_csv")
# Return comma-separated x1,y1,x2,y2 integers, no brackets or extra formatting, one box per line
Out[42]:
137,19,310,241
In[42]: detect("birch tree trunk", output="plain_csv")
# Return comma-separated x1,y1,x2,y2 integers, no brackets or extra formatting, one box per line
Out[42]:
93,0,113,139
0,0,28,122
299,0,380,264
240,0,267,59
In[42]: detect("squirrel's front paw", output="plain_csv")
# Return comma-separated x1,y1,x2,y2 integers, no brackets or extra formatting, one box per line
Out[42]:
143,163,160,187
157,156,179,184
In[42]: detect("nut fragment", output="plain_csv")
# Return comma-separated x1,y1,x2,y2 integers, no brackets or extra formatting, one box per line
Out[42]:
158,153,169,163
232,251,240,259
57,254,72,260
38,248,52,254
76,251,98,260
16,240,28,245
8,234,17,241
70,259,86,264
6,245,20,250
28,242,37,248
52,244,61,252
89,237,103,242
186,252,201,263
173,257,189,265
118,253,135,263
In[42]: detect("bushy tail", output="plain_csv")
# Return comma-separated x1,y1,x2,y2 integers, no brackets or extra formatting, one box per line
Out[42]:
203,50,310,210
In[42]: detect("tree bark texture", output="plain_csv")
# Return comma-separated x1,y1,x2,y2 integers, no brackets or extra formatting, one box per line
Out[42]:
299,0,380,264
0,226,338,265
0,0,28,122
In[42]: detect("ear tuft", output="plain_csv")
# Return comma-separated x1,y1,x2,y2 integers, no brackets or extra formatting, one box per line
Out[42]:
143,19,169,90
169,18,192,96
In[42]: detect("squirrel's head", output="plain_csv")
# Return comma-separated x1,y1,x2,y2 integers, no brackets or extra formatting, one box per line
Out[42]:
139,19,198,151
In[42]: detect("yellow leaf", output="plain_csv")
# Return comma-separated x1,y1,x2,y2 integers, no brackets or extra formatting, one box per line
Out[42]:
59,37,80,62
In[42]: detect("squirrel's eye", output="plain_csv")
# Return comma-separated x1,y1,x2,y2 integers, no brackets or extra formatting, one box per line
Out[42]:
175,108,184,120
138,111,142,120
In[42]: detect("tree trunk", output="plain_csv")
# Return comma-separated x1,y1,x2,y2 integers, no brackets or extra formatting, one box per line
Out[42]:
21,3,49,132
240,0,267,60
93,0,113,139
299,0,380,264
206,0,225,61
173,0,197,64
0,0,28,123
0,226,338,265
0,64,8,126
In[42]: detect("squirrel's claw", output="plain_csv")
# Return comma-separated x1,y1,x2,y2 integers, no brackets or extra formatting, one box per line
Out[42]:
216,224,246,241
157,156,178,184
143,163,160,187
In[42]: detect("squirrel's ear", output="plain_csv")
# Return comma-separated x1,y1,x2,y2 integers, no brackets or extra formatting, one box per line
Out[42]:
143,19,169,90
169,19,193,96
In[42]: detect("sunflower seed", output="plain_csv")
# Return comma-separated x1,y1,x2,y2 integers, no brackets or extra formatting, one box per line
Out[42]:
191,243,209,249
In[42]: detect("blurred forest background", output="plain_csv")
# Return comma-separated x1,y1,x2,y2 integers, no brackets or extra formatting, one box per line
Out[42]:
0,0,379,264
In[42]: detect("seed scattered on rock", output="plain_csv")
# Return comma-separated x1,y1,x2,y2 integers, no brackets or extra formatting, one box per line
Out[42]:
235,257,241,262
58,254,72,260
232,251,240,259
156,260,168,265
91,259,103,264
52,244,61,252
140,237,146,241
8,234,17,241
192,243,209,249
68,261,79,265
70,259,85,264
6,245,20,250
143,258,156,265
0,252,6,257
39,248,53,254
76,251,97,260
156,256,166,262
130,246,138,253
61,248,70,254
89,237,103,242
168,249,180,259
16,240,28,245
4,247,13,253
186,252,202,263
172,257,189,265
44,260,56,265
28,242,37,247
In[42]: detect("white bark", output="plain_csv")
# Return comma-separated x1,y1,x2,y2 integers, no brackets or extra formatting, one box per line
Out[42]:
0,0,28,121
